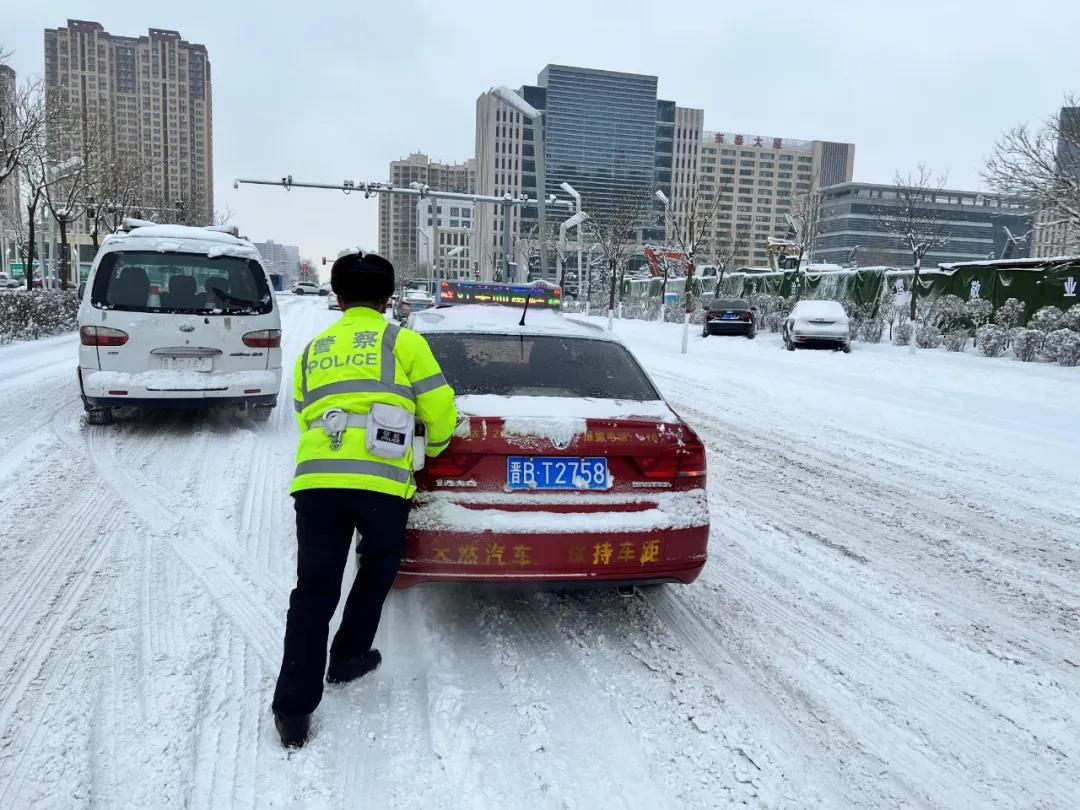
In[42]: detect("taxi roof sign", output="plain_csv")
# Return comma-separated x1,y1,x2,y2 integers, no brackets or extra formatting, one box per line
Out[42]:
436,280,561,310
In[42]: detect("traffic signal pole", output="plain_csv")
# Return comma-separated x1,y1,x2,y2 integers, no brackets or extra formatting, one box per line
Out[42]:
234,175,573,283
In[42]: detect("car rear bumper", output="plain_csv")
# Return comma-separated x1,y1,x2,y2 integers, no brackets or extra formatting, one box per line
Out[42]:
790,332,849,346
80,367,281,407
393,524,708,589
704,320,753,334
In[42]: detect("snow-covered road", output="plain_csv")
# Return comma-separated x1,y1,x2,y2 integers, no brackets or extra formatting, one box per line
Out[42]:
0,299,1077,808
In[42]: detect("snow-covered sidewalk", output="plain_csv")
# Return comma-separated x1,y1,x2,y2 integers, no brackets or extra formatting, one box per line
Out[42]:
0,302,1076,808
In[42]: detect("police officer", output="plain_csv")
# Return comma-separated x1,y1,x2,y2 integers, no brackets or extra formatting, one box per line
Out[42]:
273,252,456,749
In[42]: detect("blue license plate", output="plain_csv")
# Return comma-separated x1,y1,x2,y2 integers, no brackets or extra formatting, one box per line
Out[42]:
506,457,609,490
722,313,738,319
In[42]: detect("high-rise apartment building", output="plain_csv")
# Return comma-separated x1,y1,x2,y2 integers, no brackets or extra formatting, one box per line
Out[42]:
252,239,301,285
416,198,474,279
44,19,214,226
694,131,855,267
377,152,474,279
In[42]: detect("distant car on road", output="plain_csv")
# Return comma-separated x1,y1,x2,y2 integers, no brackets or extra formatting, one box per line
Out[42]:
702,298,755,338
291,281,321,295
784,300,851,352
327,292,340,311
395,290,435,322
0,273,22,289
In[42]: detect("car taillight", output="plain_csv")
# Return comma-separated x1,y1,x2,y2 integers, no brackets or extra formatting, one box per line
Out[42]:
424,453,475,477
242,329,281,348
738,312,751,320
707,311,719,319
80,326,129,346
637,429,707,486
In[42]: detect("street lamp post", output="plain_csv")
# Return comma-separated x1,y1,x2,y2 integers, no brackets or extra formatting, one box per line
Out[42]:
557,211,587,297
656,189,691,354
560,182,585,310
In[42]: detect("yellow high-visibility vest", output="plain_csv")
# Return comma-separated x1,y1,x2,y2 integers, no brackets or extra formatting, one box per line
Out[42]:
291,306,457,498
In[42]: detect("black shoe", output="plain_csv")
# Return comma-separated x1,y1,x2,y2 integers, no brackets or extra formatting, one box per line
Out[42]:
326,649,382,685
274,712,310,749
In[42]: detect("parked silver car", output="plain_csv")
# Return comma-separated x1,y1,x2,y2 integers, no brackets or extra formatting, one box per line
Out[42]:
784,300,851,352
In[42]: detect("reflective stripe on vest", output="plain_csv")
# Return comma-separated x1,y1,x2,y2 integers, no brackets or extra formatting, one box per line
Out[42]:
412,371,448,395
294,458,412,483
427,435,451,449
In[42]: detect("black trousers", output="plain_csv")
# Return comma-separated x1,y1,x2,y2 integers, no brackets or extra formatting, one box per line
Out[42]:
272,488,410,716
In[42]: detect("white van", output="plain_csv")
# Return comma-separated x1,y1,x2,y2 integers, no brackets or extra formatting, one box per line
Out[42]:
77,221,282,424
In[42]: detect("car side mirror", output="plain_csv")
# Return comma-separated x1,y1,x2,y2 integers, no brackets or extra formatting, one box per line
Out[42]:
77,281,86,299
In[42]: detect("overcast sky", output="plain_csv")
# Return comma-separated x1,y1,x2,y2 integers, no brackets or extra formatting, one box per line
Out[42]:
4,0,1078,275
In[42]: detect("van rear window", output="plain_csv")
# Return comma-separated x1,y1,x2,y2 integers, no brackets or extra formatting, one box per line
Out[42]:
90,252,273,315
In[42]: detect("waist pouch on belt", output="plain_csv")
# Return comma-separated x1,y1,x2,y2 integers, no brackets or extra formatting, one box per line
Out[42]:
366,403,415,460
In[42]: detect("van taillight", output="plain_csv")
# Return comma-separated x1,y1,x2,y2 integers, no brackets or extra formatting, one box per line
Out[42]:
243,329,281,348
80,326,129,346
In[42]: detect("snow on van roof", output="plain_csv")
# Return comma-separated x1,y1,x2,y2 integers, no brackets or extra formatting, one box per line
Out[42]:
103,224,262,261
409,304,616,341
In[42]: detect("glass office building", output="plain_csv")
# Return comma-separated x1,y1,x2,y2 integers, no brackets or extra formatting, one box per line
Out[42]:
517,66,671,271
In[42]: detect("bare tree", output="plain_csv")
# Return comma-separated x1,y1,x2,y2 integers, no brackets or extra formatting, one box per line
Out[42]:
86,152,161,246
583,191,650,325
877,165,950,325
985,99,1080,252
1,63,45,276
710,224,751,291
784,188,824,300
38,99,109,289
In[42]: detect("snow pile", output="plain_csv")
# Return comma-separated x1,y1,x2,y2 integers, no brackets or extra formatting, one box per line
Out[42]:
0,289,80,344
409,488,709,534
87,369,279,391
457,394,677,422
501,416,587,448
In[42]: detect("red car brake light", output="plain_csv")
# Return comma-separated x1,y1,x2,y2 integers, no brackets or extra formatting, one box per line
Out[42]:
242,329,281,348
636,427,707,486
424,453,476,478
80,326,129,346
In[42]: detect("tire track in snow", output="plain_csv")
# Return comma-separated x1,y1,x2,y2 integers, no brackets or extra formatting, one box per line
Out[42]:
49,402,285,664
0,522,119,807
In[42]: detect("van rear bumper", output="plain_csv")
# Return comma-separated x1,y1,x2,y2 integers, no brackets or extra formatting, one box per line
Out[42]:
79,367,280,408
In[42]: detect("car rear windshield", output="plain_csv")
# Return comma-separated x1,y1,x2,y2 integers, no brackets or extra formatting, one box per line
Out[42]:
426,333,661,400
710,299,749,309
91,251,273,315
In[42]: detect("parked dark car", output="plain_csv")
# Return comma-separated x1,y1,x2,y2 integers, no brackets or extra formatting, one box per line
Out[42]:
702,298,755,338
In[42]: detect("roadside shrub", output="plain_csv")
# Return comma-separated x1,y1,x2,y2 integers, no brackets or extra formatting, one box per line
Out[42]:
964,298,993,337
931,294,966,333
1060,303,1080,332
993,298,1025,330
942,330,970,352
1029,306,1063,333
893,320,913,346
976,324,1007,357
861,315,885,344
1044,328,1080,366
1010,328,1044,362
0,289,80,344
915,322,943,349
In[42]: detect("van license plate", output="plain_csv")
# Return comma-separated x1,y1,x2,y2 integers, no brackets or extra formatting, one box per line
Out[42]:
160,356,211,372
506,457,609,490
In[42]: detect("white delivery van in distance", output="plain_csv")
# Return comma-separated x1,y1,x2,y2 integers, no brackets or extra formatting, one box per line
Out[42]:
76,220,282,424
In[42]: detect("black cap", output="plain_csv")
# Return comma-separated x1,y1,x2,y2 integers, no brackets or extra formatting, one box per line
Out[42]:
330,251,395,302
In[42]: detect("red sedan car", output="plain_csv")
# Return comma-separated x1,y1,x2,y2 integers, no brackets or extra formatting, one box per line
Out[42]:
395,301,709,588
